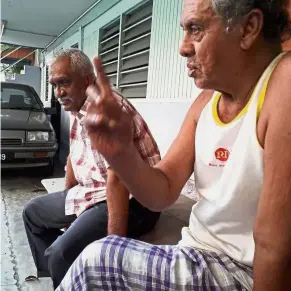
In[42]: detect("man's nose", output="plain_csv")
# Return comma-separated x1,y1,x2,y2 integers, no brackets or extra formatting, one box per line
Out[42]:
179,33,195,58
55,87,66,98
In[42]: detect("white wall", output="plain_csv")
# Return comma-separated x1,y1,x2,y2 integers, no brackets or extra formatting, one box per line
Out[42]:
131,100,197,200
147,0,201,101
131,100,192,157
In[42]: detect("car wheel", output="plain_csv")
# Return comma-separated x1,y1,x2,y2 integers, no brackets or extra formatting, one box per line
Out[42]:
41,158,55,177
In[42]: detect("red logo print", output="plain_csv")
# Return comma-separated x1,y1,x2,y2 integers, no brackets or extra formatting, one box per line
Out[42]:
215,148,230,162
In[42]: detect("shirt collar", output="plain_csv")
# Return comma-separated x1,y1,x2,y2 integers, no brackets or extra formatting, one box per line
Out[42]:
71,100,89,122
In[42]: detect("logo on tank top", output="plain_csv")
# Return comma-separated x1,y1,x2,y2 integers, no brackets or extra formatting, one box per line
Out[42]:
209,148,230,167
215,148,230,162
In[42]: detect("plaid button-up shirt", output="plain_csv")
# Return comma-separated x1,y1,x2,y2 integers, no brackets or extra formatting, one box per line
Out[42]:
65,90,161,216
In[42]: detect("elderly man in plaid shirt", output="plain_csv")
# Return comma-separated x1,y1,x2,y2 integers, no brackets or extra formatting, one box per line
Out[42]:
22,48,161,288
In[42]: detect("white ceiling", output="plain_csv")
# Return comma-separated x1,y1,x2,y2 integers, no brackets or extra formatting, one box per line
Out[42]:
1,0,98,48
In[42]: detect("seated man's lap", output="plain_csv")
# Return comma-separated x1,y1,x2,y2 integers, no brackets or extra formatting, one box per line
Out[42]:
45,200,160,262
57,235,253,291
23,190,76,229
127,198,161,238
45,201,109,262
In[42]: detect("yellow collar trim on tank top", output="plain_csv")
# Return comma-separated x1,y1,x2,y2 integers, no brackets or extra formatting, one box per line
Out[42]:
212,75,270,127
212,92,252,126
256,74,271,118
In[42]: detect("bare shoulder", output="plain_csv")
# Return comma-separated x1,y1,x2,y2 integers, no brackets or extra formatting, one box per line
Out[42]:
188,89,214,123
264,52,291,109
270,51,291,84
258,52,291,147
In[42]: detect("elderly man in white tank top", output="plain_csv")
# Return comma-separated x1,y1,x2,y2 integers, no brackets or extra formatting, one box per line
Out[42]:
57,0,291,290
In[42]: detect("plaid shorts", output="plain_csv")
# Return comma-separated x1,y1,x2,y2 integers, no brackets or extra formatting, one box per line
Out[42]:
57,235,253,291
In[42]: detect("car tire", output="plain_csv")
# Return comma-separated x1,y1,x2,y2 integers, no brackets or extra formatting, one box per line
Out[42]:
41,158,55,177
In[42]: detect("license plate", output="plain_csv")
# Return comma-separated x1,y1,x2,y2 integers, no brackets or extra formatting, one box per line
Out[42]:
1,152,15,162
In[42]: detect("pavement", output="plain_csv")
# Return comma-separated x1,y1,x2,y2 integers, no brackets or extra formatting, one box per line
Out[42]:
0,163,197,291
1,165,64,291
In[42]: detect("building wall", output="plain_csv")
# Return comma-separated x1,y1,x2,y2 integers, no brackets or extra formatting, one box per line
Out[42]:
147,0,201,100
46,0,122,53
6,65,41,96
44,0,198,162
131,101,192,157
82,0,152,58
46,0,158,164
46,0,199,101
81,0,201,101
44,0,291,162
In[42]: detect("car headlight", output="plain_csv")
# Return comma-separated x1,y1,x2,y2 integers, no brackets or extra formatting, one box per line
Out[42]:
27,131,49,142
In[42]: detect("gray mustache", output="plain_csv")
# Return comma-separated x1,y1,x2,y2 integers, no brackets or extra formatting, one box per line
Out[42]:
58,97,73,104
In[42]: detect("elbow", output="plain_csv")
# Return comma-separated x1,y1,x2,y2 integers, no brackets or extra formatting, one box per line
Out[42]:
147,205,165,212
146,192,178,212
254,224,291,264
146,168,178,212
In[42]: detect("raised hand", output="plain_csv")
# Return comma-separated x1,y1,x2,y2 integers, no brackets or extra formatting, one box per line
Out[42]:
84,57,133,159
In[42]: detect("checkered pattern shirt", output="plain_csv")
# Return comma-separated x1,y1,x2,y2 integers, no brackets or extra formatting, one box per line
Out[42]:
65,90,161,216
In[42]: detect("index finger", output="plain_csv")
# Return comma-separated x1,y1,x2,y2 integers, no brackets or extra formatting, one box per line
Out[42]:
93,56,112,98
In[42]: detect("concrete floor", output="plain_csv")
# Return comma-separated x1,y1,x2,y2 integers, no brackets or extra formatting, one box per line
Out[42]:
1,166,64,291
1,165,196,291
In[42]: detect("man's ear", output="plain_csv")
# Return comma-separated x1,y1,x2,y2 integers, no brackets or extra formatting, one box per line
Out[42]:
240,9,264,50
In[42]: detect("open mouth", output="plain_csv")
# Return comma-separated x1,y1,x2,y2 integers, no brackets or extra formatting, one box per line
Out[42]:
188,67,198,77
187,62,199,77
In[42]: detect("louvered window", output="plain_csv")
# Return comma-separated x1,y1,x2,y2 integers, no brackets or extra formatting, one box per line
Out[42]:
99,19,120,87
71,43,79,49
99,0,153,98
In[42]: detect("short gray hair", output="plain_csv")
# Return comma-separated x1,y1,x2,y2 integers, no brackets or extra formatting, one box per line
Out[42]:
52,48,94,77
211,0,291,42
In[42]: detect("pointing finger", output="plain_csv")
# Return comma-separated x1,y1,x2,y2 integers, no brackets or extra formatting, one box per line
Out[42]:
86,85,101,104
93,57,112,98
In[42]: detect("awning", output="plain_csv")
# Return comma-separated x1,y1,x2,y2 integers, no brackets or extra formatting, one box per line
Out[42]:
1,0,99,48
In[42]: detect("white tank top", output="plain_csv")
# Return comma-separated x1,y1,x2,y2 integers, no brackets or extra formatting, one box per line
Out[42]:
179,53,286,268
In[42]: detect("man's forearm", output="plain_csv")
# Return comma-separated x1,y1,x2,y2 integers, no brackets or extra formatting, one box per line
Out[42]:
106,144,174,211
106,177,129,236
253,245,291,291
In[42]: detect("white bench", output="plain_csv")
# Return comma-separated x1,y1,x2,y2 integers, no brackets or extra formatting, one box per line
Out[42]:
41,178,66,193
41,178,197,244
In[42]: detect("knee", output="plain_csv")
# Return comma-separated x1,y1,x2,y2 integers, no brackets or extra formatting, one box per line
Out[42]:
22,198,39,222
80,241,103,265
81,235,123,265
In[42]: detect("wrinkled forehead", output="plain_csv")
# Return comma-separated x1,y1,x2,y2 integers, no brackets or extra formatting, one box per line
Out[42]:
181,0,215,24
49,57,73,79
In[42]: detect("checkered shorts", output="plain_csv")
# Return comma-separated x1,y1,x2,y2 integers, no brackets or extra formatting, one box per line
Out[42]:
57,235,253,290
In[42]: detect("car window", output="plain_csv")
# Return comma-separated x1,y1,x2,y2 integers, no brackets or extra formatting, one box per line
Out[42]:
1,86,42,110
